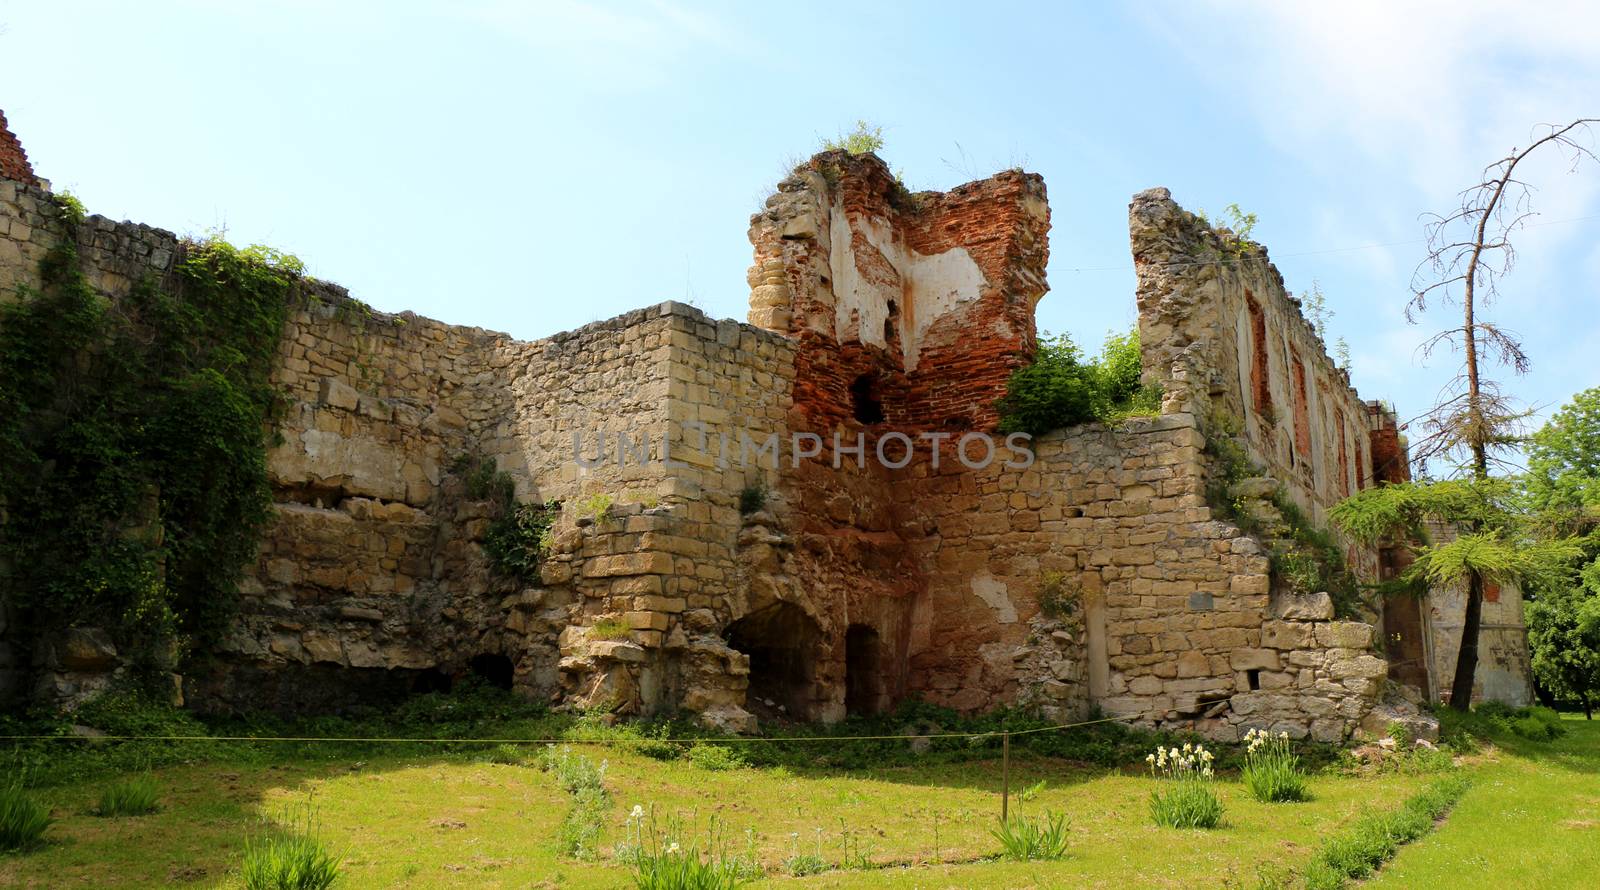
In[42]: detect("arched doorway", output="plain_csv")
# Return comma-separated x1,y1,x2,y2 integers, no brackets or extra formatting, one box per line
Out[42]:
845,625,883,716
724,602,820,719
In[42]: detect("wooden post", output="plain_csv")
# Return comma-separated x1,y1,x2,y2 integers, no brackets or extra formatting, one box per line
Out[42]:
1001,731,1011,823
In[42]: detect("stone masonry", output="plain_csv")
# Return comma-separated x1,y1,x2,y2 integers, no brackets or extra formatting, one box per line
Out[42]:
0,120,1456,740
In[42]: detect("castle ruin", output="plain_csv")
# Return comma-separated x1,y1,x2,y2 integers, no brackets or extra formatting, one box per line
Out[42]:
0,115,1533,739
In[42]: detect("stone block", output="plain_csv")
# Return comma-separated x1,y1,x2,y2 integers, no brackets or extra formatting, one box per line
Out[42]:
1315,621,1374,650
1273,592,1334,621
583,552,674,578
626,611,670,631
1261,620,1313,649
1229,648,1279,671
1328,654,1387,681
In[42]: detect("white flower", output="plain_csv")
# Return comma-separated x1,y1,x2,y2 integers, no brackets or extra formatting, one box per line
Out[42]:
1280,731,1289,740
630,805,644,819
666,842,680,854
1202,766,1214,778
1146,753,1156,764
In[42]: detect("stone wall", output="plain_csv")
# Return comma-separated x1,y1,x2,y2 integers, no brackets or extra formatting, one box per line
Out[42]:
1130,189,1378,535
0,128,1474,738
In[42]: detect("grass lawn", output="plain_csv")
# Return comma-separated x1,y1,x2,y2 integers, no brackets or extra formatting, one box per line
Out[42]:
1366,713,1600,889
1,712,1594,887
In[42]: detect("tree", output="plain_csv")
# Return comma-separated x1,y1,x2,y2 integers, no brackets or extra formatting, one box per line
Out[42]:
1522,387,1600,717
1527,385,1600,515
1527,581,1600,718
1334,119,1597,710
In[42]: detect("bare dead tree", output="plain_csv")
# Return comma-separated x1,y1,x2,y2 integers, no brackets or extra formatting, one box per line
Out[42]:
1409,118,1598,709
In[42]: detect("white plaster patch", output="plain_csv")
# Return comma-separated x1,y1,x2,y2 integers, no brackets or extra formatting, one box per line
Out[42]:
971,573,1018,624
827,199,986,370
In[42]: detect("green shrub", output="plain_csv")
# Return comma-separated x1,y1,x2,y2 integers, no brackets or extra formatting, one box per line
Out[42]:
782,852,828,877
738,483,767,516
997,328,1161,436
241,811,342,890
95,773,160,817
821,120,885,156
1036,571,1080,622
991,810,1069,861
1241,728,1309,803
687,745,747,772
1386,721,1415,748
1439,701,1567,745
0,780,52,852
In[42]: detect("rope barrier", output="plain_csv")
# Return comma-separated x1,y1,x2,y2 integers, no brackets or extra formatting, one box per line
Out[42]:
0,711,1145,747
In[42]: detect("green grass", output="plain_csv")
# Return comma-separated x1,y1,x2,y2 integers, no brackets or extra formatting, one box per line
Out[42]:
1367,713,1600,889
95,774,160,818
240,820,341,890
0,781,52,852
0,691,1593,887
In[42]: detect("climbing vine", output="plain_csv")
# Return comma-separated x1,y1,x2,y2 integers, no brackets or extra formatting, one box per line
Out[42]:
0,198,302,677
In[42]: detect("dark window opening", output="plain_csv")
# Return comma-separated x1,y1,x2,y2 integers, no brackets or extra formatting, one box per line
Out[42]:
469,653,515,690
1247,295,1273,418
845,625,884,716
1247,668,1262,691
725,602,820,720
850,374,885,424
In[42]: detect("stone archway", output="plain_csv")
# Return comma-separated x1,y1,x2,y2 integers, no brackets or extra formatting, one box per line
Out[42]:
724,602,821,720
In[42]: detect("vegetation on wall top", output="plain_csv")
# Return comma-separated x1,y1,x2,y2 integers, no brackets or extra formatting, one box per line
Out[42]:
996,327,1161,436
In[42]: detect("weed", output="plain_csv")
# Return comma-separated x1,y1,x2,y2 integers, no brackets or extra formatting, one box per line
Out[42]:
96,772,160,817
539,745,611,859
589,619,632,641
687,745,746,772
0,779,51,852
991,810,1069,861
1036,572,1079,623
577,493,614,524
1386,720,1415,748
619,807,760,888
820,120,884,156
480,743,526,766
738,483,767,516
241,807,341,890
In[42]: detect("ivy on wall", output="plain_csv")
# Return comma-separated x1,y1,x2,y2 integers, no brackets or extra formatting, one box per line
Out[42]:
0,197,302,678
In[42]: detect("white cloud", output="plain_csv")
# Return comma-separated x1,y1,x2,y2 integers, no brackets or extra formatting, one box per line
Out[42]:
1142,1,1600,199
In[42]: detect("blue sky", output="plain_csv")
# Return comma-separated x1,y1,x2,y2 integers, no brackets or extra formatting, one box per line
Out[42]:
3,1,1597,459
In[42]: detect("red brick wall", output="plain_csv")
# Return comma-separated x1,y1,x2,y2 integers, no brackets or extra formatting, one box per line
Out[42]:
775,152,1049,437
0,111,39,186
